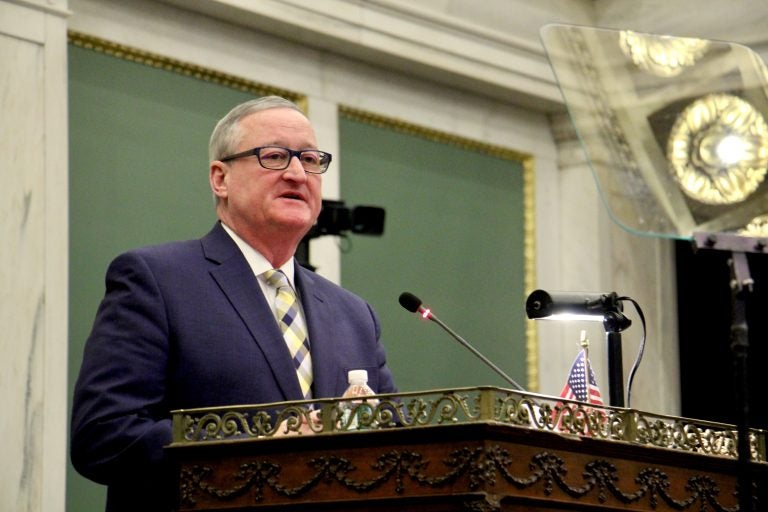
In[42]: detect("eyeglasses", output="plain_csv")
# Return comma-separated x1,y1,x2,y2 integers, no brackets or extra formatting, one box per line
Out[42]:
219,145,332,174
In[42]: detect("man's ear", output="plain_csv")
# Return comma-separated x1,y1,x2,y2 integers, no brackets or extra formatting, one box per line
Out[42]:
209,161,228,199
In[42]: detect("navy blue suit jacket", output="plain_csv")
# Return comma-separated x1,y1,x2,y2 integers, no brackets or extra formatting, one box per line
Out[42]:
71,222,397,511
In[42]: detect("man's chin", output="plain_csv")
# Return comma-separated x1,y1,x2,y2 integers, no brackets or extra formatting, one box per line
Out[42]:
272,214,315,236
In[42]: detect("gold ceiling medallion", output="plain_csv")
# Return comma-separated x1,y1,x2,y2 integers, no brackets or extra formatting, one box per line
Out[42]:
667,93,768,205
739,214,768,236
619,31,709,77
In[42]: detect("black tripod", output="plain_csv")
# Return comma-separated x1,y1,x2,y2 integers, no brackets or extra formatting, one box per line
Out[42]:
694,232,759,512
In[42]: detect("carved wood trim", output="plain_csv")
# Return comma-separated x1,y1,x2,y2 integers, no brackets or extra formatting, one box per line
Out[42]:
178,444,747,511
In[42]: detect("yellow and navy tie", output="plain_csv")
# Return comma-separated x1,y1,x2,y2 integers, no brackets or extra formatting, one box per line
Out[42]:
264,269,313,399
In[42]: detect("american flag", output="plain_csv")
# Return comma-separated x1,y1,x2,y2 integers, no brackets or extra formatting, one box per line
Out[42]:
559,349,603,405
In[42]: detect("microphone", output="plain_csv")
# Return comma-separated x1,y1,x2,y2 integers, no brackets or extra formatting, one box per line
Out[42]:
398,292,525,391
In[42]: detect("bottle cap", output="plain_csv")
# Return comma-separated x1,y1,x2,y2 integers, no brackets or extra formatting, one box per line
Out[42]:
347,369,368,383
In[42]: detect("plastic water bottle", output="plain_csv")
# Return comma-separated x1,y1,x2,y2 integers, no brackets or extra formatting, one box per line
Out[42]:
339,370,379,430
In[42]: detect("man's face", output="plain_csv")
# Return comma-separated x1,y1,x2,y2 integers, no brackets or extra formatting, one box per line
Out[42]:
213,108,323,243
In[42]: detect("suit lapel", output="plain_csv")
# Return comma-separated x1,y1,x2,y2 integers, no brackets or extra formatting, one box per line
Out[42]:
295,266,338,398
201,224,304,401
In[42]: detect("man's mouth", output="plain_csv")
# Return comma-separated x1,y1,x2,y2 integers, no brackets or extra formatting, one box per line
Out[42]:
279,192,305,201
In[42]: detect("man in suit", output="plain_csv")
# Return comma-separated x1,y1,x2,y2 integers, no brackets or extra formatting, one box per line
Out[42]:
70,95,398,511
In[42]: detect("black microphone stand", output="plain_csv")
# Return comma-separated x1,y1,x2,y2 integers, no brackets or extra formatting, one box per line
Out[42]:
694,232,759,512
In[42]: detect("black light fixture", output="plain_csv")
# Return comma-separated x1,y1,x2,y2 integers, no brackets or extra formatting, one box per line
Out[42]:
526,289,637,407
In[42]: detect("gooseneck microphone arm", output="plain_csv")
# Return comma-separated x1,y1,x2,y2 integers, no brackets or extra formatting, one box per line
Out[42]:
398,292,526,392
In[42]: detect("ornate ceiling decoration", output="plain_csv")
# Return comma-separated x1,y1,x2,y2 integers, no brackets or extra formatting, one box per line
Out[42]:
739,214,768,236
619,31,709,77
667,93,768,205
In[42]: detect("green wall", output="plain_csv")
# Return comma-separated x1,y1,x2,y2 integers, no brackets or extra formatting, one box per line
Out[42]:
339,117,527,392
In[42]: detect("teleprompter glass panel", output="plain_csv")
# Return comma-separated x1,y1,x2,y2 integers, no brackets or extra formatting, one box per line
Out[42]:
541,24,768,240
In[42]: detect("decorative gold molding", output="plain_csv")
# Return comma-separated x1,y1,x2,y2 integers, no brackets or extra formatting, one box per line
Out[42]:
339,107,533,162
173,386,766,465
66,30,307,111
339,106,538,390
522,157,538,391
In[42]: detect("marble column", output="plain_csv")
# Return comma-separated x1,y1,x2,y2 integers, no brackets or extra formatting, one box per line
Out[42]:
0,1,69,511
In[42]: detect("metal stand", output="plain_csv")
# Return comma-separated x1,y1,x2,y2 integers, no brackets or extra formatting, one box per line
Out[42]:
729,251,753,512
603,310,631,407
694,232,761,512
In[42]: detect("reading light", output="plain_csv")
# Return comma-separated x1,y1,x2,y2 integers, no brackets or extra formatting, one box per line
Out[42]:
526,289,636,407
525,290,632,331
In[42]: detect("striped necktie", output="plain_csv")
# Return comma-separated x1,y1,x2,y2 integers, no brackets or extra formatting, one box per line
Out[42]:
264,269,313,399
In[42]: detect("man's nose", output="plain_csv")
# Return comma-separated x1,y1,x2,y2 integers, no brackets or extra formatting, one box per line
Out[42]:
282,156,308,180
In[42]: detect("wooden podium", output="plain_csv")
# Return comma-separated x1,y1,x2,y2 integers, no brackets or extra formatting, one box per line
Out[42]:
168,388,767,511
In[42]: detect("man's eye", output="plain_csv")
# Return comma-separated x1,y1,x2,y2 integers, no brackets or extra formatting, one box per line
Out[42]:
262,151,287,161
301,152,320,165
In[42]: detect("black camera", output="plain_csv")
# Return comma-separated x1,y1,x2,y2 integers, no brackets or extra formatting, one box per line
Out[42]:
307,200,385,238
298,199,385,270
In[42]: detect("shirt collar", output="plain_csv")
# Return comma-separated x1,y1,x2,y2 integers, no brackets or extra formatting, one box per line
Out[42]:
220,222,295,284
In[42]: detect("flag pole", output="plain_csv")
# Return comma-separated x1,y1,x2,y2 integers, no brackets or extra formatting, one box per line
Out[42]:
579,330,592,403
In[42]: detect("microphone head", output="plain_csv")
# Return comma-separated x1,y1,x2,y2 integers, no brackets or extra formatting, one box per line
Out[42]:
398,292,422,313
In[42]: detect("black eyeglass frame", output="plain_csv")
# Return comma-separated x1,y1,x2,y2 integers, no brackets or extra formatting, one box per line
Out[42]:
218,145,332,174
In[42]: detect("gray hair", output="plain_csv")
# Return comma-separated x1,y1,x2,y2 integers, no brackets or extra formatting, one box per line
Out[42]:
208,95,304,162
